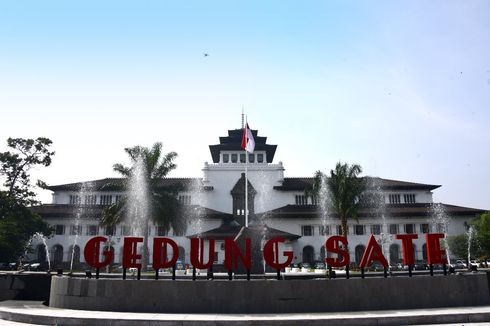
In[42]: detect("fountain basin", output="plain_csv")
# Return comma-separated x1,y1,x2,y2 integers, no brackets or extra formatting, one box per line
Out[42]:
49,273,490,314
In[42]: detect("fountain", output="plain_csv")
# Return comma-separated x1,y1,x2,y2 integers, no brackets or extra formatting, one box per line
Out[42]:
25,232,51,272
430,203,451,265
467,225,474,268
69,182,94,273
126,155,150,269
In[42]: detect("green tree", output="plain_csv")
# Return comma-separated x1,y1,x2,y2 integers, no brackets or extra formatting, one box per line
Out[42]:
447,233,481,261
101,142,185,270
473,211,490,259
0,137,54,262
312,162,365,241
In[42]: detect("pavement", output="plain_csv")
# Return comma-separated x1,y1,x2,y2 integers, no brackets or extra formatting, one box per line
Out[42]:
2,301,490,326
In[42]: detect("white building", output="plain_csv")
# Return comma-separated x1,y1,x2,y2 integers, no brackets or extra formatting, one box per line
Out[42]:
33,127,484,270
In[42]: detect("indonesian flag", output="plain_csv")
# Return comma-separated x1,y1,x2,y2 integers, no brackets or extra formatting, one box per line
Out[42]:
241,123,255,153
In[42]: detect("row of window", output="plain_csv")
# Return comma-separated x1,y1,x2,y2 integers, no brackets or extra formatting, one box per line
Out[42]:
388,193,416,204
69,194,122,206
301,223,431,237
222,153,265,164
53,224,185,237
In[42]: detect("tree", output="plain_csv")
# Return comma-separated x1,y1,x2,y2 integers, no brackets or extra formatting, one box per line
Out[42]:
447,233,481,261
101,142,185,270
472,211,490,259
312,162,365,241
0,137,54,262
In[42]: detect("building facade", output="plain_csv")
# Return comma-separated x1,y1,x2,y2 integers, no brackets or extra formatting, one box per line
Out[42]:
32,127,485,270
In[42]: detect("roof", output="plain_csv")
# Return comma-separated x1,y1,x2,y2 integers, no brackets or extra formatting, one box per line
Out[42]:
209,129,277,163
260,203,485,219
273,177,441,191
31,204,231,220
188,221,301,240
46,178,212,192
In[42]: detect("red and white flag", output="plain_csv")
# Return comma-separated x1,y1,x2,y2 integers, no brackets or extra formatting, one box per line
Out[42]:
241,123,255,153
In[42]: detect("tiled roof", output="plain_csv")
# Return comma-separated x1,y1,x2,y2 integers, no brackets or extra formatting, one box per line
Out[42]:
46,178,209,192
31,204,231,220
273,177,441,191
260,203,485,219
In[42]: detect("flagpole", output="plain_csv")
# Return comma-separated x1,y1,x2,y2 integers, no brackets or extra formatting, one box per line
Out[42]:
245,118,249,228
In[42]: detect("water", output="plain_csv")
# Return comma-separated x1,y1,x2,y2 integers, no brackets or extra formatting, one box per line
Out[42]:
467,225,474,264
25,232,51,271
127,156,150,237
126,156,150,268
69,182,94,272
367,178,392,266
430,203,451,265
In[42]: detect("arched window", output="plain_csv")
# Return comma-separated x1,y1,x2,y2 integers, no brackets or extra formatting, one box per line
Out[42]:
422,244,427,262
302,246,314,264
389,243,400,265
178,246,186,263
69,245,80,264
412,244,417,262
37,244,47,263
53,245,64,263
355,245,366,266
319,246,326,261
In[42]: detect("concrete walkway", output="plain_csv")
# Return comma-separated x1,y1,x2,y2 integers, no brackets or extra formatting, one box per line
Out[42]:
1,300,490,326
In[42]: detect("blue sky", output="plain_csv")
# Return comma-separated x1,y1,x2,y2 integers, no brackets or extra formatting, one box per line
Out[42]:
0,1,489,208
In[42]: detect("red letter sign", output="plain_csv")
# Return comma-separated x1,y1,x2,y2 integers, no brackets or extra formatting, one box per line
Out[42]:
84,236,114,269
152,237,179,270
325,236,349,268
190,238,215,269
263,237,293,269
224,238,251,270
426,233,448,265
359,235,388,269
123,237,143,269
396,234,418,266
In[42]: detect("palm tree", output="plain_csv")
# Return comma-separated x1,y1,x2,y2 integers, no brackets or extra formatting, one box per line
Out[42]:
101,143,185,271
312,162,365,241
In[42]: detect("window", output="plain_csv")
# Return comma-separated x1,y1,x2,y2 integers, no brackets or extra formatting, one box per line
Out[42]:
179,195,191,205
336,225,349,235
115,195,122,203
371,224,381,235
389,224,399,235
240,154,246,163
157,226,167,236
100,195,112,205
420,223,429,234
121,226,131,236
319,225,330,235
231,154,238,163
404,224,415,234
173,228,185,237
70,225,82,235
55,225,65,235
354,225,365,235
257,154,264,163
295,195,307,205
214,252,219,263
69,195,81,205
105,226,115,236
87,225,98,236
223,154,229,163
249,154,254,163
311,196,318,205
301,225,313,236
404,194,416,204
389,194,401,204
84,195,97,205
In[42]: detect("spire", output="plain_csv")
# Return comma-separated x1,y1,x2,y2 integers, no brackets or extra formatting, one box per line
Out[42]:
241,106,244,129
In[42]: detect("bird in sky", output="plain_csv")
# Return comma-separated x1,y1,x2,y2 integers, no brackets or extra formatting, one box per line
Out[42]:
203,53,209,57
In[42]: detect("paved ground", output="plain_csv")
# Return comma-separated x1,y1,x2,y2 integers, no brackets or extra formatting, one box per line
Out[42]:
1,301,490,326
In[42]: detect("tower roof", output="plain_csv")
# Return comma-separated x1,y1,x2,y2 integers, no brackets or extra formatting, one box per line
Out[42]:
209,129,277,163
